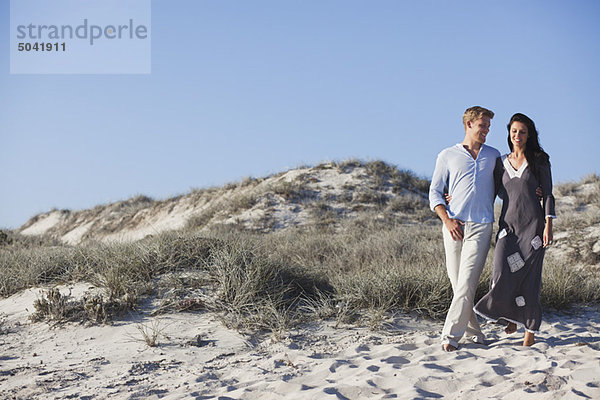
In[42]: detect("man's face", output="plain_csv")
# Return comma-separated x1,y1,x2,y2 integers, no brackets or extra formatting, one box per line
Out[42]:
466,116,491,144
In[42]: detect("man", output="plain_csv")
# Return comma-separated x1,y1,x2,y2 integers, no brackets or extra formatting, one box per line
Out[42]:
429,106,500,352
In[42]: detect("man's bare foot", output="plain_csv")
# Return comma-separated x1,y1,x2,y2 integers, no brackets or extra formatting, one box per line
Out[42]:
442,344,457,352
523,332,535,346
505,322,517,334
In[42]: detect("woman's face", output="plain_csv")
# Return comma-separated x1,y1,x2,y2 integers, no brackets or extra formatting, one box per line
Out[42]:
510,121,529,149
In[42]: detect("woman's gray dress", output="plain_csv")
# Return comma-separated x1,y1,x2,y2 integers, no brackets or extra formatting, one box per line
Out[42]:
474,154,555,333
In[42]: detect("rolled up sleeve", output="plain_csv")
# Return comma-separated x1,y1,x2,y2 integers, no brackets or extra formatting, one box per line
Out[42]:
539,160,556,219
429,153,448,212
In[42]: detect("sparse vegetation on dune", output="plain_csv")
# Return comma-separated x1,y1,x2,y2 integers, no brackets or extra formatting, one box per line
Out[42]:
2,164,599,334
2,218,600,333
18,159,434,242
551,174,600,268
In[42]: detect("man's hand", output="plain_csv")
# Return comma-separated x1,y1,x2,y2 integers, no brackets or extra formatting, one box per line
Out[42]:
444,218,465,241
536,186,543,200
434,204,464,241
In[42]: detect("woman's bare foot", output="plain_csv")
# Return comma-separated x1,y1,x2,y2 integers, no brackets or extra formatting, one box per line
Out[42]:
442,344,457,352
523,332,535,346
505,322,517,334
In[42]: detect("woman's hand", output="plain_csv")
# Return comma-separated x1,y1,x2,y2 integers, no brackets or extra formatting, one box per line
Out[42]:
444,193,452,204
543,218,553,247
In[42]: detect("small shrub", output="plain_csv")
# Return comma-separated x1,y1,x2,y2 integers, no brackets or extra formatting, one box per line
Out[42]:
308,202,339,230
0,230,11,246
269,181,305,202
30,288,74,323
387,194,428,213
186,208,218,229
30,287,138,325
82,293,110,324
353,190,388,206
314,162,335,170
175,297,205,312
229,193,259,212
294,173,319,185
365,160,395,180
555,182,578,197
240,176,259,187
391,170,431,194
336,159,364,173
135,319,164,347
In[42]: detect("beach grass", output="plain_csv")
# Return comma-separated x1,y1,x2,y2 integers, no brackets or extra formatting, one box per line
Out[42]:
2,213,599,332
2,171,599,332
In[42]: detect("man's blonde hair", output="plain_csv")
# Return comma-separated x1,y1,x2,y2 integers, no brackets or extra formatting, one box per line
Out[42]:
462,106,494,128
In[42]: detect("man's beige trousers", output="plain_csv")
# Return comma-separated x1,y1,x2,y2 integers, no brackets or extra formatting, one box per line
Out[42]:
441,221,493,348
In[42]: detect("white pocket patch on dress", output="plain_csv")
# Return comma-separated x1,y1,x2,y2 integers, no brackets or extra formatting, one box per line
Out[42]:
507,252,525,273
498,229,508,239
515,296,526,307
531,236,542,250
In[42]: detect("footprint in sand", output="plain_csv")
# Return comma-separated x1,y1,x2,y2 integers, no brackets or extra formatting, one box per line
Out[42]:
328,359,357,373
553,324,570,332
423,363,453,373
559,359,581,369
491,365,513,376
323,387,350,400
574,327,595,335
455,351,477,360
355,344,370,353
381,356,410,369
415,387,444,399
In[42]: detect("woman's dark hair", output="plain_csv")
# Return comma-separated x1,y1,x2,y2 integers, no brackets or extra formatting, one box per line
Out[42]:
507,113,550,182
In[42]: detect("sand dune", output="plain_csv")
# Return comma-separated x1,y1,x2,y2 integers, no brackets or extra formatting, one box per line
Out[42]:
17,161,431,245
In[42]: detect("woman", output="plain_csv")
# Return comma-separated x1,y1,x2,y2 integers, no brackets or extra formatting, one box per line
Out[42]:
474,113,555,346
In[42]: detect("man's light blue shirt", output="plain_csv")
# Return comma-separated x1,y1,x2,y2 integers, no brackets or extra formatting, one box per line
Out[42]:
429,143,500,224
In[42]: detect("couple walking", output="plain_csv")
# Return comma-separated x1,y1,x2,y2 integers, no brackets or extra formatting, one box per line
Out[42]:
429,106,556,352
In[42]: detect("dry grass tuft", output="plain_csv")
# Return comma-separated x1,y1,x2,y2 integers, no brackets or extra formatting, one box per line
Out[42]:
134,318,165,347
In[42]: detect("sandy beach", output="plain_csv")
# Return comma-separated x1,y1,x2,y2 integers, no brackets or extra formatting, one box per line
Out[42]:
1,284,599,399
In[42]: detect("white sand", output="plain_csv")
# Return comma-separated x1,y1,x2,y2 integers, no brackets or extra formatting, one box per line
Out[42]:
1,285,599,399
19,211,65,236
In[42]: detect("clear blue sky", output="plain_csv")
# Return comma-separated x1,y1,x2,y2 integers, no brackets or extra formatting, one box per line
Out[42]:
1,0,599,229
